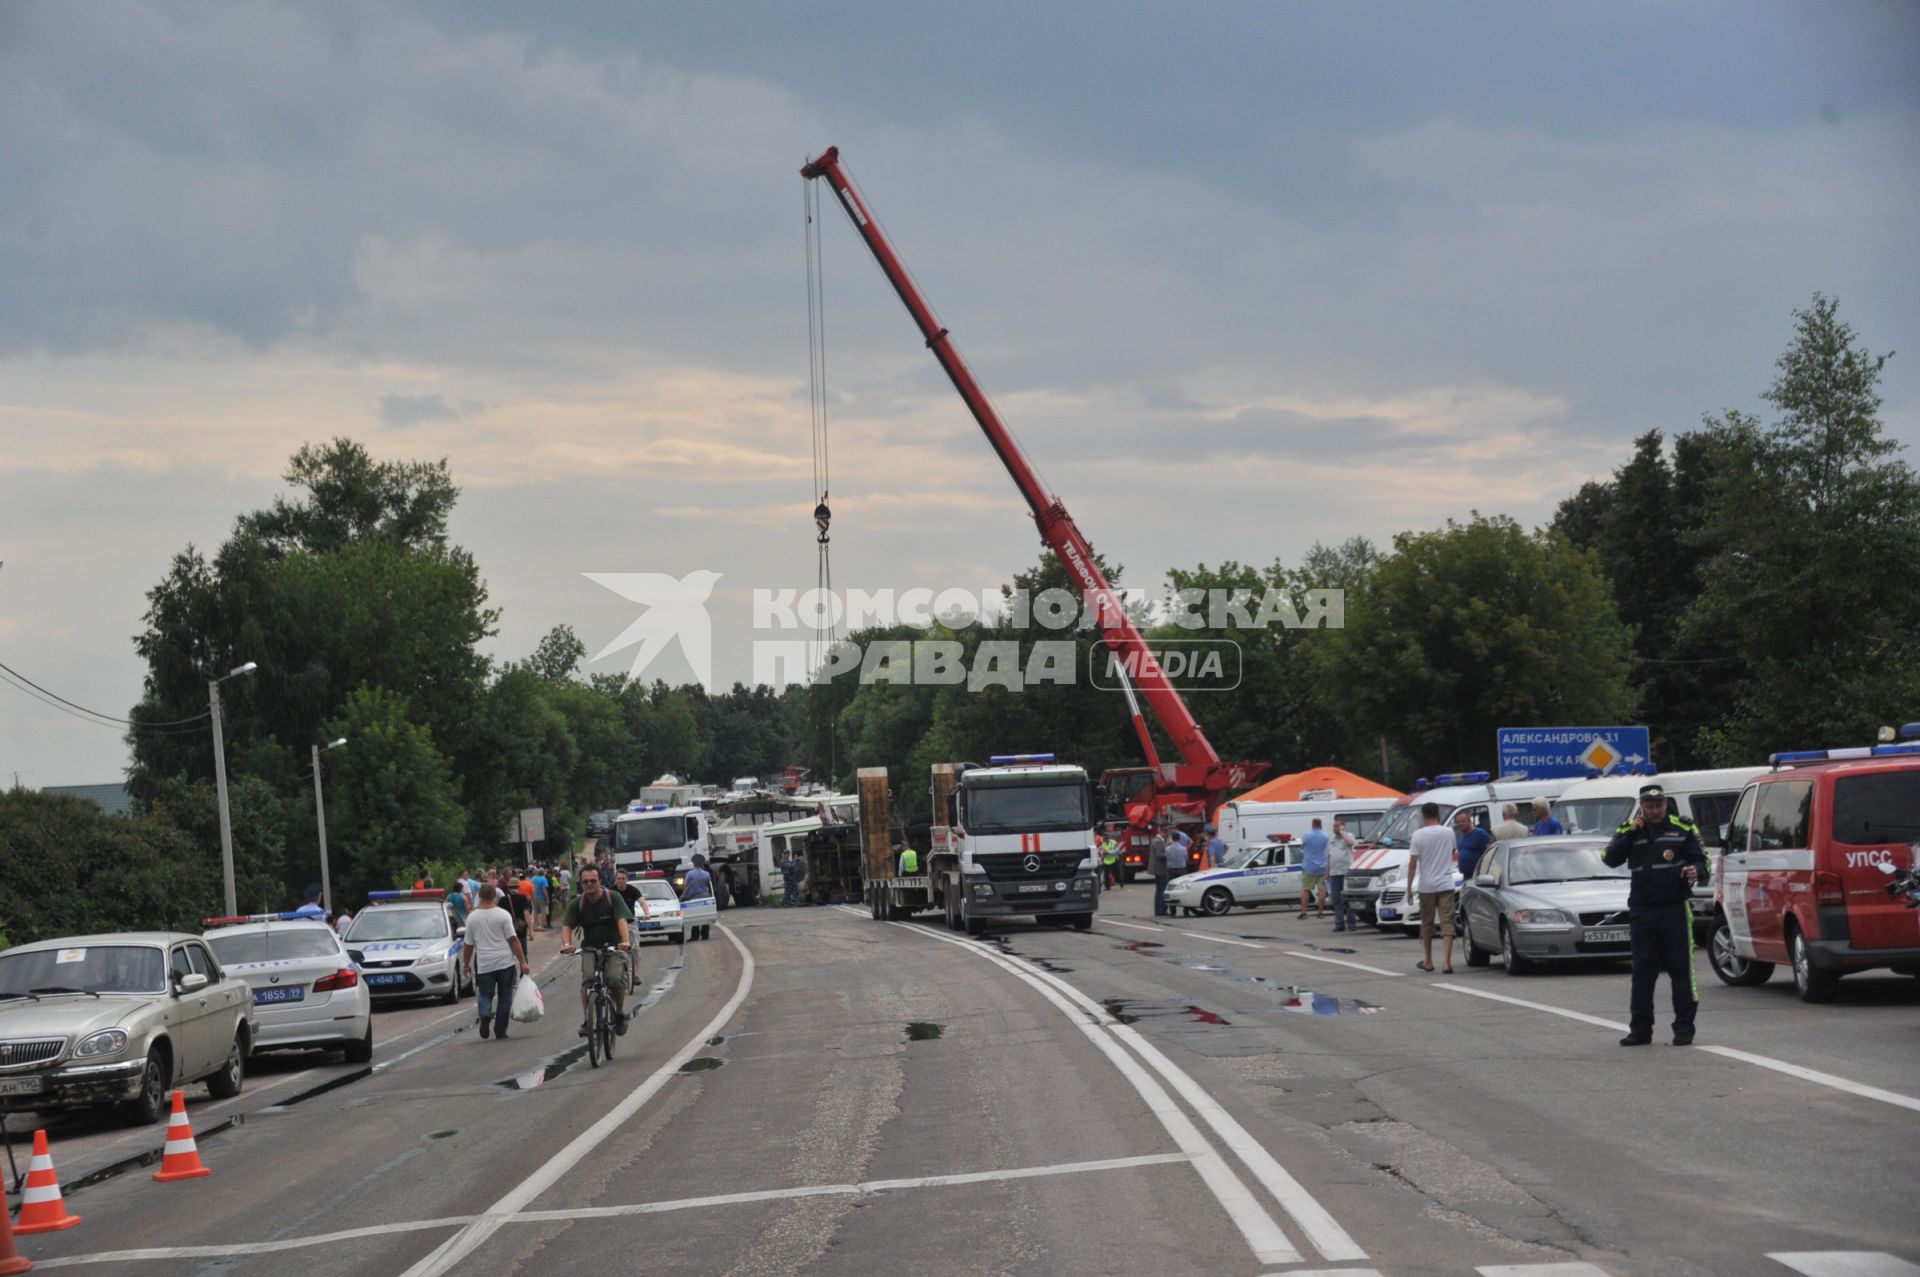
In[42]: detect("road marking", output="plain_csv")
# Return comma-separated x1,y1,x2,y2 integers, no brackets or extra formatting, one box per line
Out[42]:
1431,984,1630,1032
1283,951,1405,978
883,916,1367,1265
1702,1047,1920,1115
875,918,1302,1264
1181,931,1266,949
1767,1253,1920,1277
1435,984,1920,1115
397,923,757,1277
30,1155,1194,1267
30,1216,475,1268
1102,919,1166,933
1264,1270,1386,1277
1477,1265,1615,1276
513,1151,1195,1221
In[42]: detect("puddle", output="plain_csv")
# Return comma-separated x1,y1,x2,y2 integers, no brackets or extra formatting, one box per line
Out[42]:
1102,999,1231,1027
678,1057,725,1073
905,1022,945,1041
1277,988,1381,1016
425,1129,458,1141
497,1042,590,1090
1184,962,1228,972
1297,942,1360,955
1119,940,1165,953
707,1035,726,1046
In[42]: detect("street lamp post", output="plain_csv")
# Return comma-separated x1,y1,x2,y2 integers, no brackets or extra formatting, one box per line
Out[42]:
312,737,348,915
210,661,258,917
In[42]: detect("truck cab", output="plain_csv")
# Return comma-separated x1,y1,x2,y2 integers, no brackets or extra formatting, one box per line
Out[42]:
941,755,1100,933
611,802,710,880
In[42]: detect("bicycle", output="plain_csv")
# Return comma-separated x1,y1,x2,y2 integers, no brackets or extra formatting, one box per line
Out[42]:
565,944,628,1067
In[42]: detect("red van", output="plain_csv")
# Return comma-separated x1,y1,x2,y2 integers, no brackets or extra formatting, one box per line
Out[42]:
1708,747,1920,1002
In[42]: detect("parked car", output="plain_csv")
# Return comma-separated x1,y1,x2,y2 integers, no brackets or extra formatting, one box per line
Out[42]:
1709,745,1920,1002
1457,836,1634,974
202,914,373,1062
342,890,470,1004
0,932,253,1126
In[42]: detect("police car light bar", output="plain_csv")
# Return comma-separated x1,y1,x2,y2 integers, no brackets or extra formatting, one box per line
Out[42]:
1413,777,1432,791
989,753,1056,765
642,870,666,878
1903,723,1920,740
367,889,446,901
200,912,308,928
1434,771,1491,786
1769,742,1920,766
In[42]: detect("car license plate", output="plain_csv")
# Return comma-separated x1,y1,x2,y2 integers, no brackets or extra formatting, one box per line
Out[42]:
367,973,408,986
253,987,306,1004
635,920,661,930
1016,884,1050,893
0,1076,43,1097
1585,928,1628,943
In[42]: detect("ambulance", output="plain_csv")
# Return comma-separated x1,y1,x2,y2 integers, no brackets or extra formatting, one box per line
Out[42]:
1708,739,1920,1002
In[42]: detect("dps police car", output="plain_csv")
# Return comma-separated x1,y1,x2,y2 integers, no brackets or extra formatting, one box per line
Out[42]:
628,876,688,945
342,890,470,1003
1165,838,1302,916
201,913,373,1062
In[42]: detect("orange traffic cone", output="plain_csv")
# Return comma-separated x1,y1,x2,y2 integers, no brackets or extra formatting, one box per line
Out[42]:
0,1184,32,1274
13,1130,78,1234
151,1091,211,1182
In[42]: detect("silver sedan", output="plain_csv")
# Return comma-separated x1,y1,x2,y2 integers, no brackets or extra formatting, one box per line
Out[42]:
1457,837,1634,974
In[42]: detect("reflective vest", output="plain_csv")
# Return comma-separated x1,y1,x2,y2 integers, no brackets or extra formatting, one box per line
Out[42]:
901,848,920,874
1101,841,1118,864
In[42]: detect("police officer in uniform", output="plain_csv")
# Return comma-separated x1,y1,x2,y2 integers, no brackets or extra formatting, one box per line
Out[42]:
1603,783,1709,1046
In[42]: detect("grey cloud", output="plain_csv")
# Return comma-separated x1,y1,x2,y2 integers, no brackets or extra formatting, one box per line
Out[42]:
379,394,482,428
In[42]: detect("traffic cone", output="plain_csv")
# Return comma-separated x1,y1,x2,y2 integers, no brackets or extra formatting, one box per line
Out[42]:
0,1187,32,1274
13,1130,79,1234
151,1091,211,1182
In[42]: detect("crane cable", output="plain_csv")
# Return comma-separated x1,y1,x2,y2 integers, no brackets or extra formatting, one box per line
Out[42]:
803,171,839,676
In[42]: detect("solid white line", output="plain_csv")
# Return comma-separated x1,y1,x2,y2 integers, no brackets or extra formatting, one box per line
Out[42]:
875,919,1302,1265
1283,951,1405,978
1102,919,1166,933
1181,931,1266,949
398,923,757,1277
1431,983,1630,1032
1767,1252,1920,1277
1477,1264,1614,1276
30,1217,475,1268
512,1151,1194,1221
32,1156,1195,1268
1702,1047,1920,1115
1435,984,1920,1115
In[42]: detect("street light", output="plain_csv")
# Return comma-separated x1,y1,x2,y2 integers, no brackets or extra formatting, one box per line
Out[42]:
209,660,258,916
312,737,348,915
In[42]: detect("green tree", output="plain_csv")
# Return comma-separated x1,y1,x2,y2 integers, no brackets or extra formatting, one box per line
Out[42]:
1683,296,1920,760
1314,514,1637,780
319,686,467,901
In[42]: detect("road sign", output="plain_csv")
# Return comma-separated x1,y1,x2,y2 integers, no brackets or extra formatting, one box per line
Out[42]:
502,807,547,845
1497,726,1651,780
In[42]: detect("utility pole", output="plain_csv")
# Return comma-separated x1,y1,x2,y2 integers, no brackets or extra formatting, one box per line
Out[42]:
210,661,257,917
312,737,347,914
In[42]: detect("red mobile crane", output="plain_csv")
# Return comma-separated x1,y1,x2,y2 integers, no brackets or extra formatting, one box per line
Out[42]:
800,147,1268,864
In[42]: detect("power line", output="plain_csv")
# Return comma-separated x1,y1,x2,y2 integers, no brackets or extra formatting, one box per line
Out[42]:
0,659,212,732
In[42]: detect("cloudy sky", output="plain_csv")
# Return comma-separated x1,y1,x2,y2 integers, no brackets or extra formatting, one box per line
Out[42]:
3,0,1916,786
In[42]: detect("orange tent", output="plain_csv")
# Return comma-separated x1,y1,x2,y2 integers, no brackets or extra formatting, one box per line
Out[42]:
1229,766,1402,805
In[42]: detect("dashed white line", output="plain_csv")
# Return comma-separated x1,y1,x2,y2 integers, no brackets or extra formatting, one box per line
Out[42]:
1283,951,1405,978
1181,931,1266,949
1101,919,1165,933
1431,983,1629,1032
1767,1252,1920,1277
1477,1264,1615,1276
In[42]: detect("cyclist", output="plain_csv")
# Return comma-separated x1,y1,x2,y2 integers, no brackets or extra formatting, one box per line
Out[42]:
560,866,634,1038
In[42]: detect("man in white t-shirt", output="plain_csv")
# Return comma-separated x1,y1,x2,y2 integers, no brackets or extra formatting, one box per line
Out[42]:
462,884,530,1041
1407,801,1458,973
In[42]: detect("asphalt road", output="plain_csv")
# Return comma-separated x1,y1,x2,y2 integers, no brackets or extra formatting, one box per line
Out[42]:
8,888,1918,1277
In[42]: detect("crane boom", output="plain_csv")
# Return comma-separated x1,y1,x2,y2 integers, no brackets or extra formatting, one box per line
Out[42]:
801,146,1265,816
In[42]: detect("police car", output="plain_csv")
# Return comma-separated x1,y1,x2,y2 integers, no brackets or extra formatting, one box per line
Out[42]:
1165,839,1302,916
342,890,470,1003
627,876,688,945
201,913,373,1062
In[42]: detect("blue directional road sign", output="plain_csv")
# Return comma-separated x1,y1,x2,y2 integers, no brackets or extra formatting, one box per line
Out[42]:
1496,726,1652,780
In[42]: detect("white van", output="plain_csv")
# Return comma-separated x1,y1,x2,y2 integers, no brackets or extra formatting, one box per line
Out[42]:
1553,766,1768,926
1215,793,1395,858
1363,773,1583,931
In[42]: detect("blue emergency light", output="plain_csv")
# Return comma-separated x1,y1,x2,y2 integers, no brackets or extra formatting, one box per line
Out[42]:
367,889,446,902
1413,777,1432,791
1770,742,1920,766
989,753,1056,765
200,911,309,928
1433,771,1491,787
1902,723,1920,740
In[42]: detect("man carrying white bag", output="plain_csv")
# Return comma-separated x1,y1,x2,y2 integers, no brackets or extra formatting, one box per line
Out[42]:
463,882,531,1040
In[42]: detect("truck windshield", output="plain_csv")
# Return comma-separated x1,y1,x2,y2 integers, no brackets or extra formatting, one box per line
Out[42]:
616,816,685,852
965,781,1089,834
1556,798,1633,836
